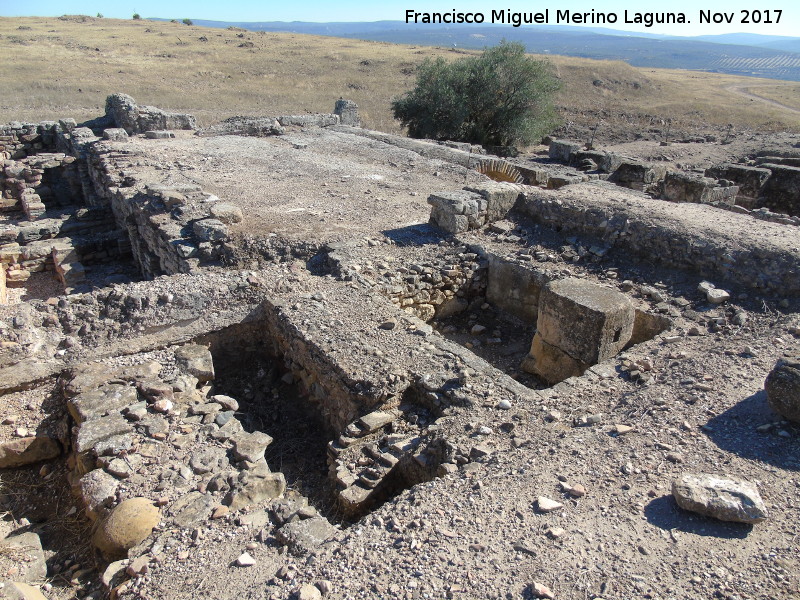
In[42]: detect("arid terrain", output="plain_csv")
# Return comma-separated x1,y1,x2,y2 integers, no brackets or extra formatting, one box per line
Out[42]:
1,16,800,139
0,14,799,600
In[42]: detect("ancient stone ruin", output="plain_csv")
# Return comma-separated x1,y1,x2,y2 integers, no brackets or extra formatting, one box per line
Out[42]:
1,95,799,600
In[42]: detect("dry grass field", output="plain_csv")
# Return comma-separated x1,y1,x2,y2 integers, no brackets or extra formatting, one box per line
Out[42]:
738,83,800,112
1,15,799,136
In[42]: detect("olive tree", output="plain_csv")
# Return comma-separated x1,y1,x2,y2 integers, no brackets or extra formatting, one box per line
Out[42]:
392,41,560,148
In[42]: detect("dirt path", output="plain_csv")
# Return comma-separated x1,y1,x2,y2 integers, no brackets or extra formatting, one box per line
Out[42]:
725,85,800,115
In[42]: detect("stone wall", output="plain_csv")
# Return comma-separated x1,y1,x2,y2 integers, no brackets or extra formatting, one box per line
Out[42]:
517,182,800,295
105,93,197,135
661,171,738,205
428,182,522,234
326,240,488,322
705,164,771,209
760,164,800,217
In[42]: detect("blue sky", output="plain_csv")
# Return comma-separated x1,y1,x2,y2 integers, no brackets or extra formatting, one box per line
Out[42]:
0,0,796,37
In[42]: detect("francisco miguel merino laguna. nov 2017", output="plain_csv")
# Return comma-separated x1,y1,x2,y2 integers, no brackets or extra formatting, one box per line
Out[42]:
404,8,783,27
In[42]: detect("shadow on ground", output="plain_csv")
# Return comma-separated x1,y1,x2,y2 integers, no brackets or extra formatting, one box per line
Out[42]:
382,223,445,246
644,496,752,539
703,390,799,472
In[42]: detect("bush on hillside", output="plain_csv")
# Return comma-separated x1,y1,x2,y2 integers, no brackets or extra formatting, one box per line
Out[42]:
392,41,560,148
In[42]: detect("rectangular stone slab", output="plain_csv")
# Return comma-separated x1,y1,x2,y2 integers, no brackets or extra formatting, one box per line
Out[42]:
535,278,634,365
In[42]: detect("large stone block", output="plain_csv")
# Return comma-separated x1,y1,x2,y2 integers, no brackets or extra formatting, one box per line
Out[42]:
174,344,215,383
609,161,666,193
548,140,581,164
662,171,738,205
535,278,634,365
334,99,360,127
427,190,485,233
521,333,588,385
464,182,521,222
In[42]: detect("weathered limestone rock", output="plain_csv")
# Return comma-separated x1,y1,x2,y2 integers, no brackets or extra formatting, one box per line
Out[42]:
629,309,672,345
523,278,634,383
1,582,49,600
74,414,133,455
276,517,338,555
464,181,521,222
170,491,216,527
210,202,244,224
105,93,139,135
105,93,197,135
189,446,229,474
435,296,468,319
174,344,215,383
192,218,228,242
486,256,551,324
662,171,738,205
101,560,129,590
92,497,159,558
538,279,635,363
672,473,768,523
79,468,119,519
548,140,581,164
765,357,800,423
67,383,138,424
0,436,61,468
333,99,360,127
102,128,129,141
231,431,273,463
358,411,394,434
227,471,287,511
609,160,667,193
428,190,486,234
0,533,47,582
144,130,175,140
521,334,587,385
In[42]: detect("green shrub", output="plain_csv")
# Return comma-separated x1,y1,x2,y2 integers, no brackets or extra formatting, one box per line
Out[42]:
392,41,560,148
96,12,103,18
132,13,141,20
182,18,193,26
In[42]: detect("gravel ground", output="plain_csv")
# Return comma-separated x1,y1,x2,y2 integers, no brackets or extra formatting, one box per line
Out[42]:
1,123,799,600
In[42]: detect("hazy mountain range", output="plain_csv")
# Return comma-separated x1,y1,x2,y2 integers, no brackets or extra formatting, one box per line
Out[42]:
154,19,800,81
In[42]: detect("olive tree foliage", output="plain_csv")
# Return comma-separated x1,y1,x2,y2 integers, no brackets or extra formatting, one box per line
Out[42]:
392,41,560,148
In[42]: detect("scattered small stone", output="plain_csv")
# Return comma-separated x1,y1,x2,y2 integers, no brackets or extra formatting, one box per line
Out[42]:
211,505,229,519
315,580,333,596
613,424,634,435
536,497,564,513
545,410,562,422
706,288,730,304
126,555,149,577
528,581,556,599
564,483,586,498
236,552,256,567
296,584,323,600
497,399,512,410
